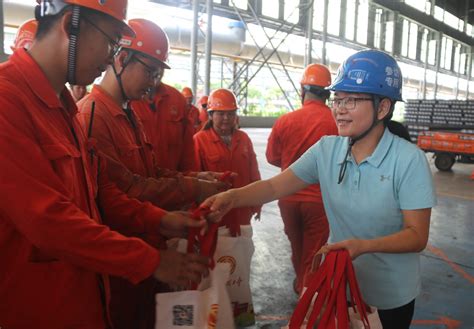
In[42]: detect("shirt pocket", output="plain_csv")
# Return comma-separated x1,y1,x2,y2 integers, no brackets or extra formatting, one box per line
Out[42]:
118,143,141,160
204,153,222,171
41,142,81,196
166,116,185,146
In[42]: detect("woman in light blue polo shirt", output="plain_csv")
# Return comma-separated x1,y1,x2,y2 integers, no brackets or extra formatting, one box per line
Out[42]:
203,50,436,329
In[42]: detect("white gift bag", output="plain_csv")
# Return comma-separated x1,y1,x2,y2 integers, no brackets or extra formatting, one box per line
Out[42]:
215,225,255,327
155,263,235,329
349,305,383,329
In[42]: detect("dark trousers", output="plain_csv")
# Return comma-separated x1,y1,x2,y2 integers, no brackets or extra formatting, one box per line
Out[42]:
378,299,415,329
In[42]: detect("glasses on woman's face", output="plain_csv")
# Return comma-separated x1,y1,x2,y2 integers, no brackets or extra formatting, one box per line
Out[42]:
328,97,373,110
82,16,121,56
133,56,164,81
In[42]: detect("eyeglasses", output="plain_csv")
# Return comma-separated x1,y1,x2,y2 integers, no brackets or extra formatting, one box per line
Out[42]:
82,16,121,56
328,97,373,110
133,56,164,81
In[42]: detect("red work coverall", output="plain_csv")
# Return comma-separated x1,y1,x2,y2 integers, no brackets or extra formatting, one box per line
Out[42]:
194,128,261,231
132,83,197,171
0,49,165,329
266,99,338,293
78,86,200,211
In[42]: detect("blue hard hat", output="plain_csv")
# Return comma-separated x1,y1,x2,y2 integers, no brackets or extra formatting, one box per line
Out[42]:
327,49,403,101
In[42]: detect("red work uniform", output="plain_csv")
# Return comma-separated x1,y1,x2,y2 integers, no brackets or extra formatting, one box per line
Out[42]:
78,85,198,329
132,83,197,171
0,49,165,329
266,99,338,293
198,106,208,130
187,103,200,134
194,128,261,232
77,86,200,211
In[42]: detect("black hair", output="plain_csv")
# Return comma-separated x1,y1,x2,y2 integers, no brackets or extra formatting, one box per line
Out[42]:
387,120,411,142
203,113,213,130
302,85,330,101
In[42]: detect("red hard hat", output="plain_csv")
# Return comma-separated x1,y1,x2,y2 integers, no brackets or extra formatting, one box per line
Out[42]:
207,89,238,112
36,0,134,36
120,19,170,68
11,19,37,51
300,63,332,87
182,87,193,98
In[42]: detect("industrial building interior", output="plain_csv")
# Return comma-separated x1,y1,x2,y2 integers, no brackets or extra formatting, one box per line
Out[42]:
1,0,473,328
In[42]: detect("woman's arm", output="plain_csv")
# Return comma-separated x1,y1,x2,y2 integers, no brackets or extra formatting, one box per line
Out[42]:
321,208,431,259
202,168,308,220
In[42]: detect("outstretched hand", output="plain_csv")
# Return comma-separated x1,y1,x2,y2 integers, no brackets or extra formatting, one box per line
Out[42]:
200,190,235,223
160,211,206,239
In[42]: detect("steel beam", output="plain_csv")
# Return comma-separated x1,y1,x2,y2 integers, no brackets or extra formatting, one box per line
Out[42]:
204,0,213,95
190,0,199,94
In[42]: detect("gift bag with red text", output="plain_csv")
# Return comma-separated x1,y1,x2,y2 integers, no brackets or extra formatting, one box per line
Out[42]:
155,263,234,329
215,225,255,327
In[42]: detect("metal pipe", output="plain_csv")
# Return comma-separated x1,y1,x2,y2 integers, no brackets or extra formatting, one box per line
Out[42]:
434,32,442,98
190,0,199,94
204,0,213,95
0,0,7,63
322,0,328,64
305,0,314,67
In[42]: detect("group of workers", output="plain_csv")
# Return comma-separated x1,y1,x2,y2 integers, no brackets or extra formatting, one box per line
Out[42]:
0,1,436,329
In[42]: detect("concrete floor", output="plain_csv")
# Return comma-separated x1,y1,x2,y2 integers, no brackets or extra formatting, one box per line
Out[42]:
241,128,474,329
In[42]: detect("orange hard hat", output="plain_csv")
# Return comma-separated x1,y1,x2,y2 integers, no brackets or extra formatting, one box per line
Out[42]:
207,89,238,112
11,19,37,52
182,87,193,98
120,19,170,68
198,95,208,107
300,63,331,87
36,0,134,36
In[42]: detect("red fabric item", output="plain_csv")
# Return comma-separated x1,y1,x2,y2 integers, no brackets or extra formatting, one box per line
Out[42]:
278,200,329,294
132,83,198,171
266,99,338,203
0,49,164,329
194,128,261,230
288,250,370,329
198,106,209,130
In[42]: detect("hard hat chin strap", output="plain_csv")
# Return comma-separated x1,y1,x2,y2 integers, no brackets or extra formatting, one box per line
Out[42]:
66,5,81,85
112,51,134,102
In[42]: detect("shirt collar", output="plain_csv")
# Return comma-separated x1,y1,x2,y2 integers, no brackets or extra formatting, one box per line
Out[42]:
12,48,77,114
337,127,394,167
210,127,241,144
91,85,126,117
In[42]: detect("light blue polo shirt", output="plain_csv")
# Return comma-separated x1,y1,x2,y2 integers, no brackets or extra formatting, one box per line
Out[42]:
290,128,436,309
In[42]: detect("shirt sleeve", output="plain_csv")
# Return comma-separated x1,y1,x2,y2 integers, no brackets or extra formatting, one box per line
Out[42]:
0,96,159,284
397,147,437,210
266,119,282,167
289,141,321,184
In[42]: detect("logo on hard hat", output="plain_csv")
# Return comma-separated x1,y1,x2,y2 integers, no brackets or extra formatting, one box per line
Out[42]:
98,0,106,5
348,70,367,85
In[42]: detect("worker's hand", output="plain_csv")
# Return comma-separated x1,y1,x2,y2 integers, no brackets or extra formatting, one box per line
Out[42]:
197,180,229,203
153,249,209,287
196,171,237,182
159,211,206,239
316,239,369,260
200,190,236,223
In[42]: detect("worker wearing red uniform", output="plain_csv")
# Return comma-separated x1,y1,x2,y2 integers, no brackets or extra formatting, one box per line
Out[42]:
198,95,209,130
78,19,224,211
77,19,225,328
0,2,209,328
182,86,201,133
266,64,338,294
194,89,261,232
133,83,197,171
